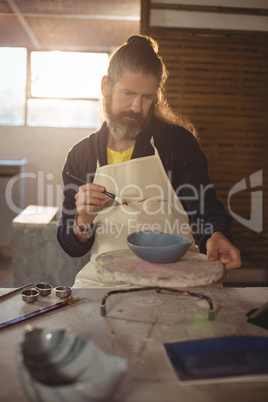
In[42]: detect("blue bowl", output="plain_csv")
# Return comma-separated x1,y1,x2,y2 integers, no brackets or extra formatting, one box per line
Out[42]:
127,231,192,263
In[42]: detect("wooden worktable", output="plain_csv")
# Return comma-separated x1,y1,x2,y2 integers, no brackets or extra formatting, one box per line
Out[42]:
0,286,267,402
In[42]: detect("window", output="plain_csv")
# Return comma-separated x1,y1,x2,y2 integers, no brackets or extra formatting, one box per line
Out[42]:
0,48,109,128
0,47,27,126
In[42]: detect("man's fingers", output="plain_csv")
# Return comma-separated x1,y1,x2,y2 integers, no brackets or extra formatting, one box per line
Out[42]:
217,247,241,272
206,239,218,261
207,251,218,262
75,185,109,206
74,183,110,222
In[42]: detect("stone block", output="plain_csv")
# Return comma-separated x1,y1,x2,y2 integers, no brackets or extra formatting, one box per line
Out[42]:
12,205,89,287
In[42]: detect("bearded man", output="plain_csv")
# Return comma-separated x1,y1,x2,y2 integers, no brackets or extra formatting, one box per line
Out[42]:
57,34,241,288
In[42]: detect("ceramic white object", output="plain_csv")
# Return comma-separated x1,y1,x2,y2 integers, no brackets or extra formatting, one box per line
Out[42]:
17,327,127,402
96,249,224,288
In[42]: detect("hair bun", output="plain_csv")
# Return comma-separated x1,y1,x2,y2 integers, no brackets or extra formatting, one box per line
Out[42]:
127,35,159,53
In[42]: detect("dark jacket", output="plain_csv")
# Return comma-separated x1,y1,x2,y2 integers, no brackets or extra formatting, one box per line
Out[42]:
57,115,232,257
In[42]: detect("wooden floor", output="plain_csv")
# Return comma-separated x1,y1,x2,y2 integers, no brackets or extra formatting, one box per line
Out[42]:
0,247,13,287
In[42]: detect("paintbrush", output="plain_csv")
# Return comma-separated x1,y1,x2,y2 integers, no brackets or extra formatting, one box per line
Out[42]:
66,172,128,205
0,297,83,330
0,282,33,301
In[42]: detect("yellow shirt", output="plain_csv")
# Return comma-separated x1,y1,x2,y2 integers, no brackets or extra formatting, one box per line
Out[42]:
107,146,134,164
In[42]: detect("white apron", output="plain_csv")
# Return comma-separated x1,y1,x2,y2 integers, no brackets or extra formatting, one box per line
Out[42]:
73,140,199,288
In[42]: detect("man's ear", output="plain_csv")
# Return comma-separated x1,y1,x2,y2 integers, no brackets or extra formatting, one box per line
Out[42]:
101,75,109,97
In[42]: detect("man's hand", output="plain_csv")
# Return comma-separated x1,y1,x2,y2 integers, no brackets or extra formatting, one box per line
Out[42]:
206,232,241,272
73,183,109,242
75,183,109,225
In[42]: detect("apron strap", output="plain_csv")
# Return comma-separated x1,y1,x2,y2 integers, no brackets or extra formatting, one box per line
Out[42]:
150,136,160,157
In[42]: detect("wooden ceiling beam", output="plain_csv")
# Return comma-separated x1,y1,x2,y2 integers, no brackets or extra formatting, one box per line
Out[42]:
6,13,140,21
6,0,41,49
150,3,268,16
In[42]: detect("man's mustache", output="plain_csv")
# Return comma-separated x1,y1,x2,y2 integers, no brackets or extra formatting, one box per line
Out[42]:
118,111,143,121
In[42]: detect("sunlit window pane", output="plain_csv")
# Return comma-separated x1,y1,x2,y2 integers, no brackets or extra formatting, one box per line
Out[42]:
27,99,101,128
0,47,27,126
31,51,109,99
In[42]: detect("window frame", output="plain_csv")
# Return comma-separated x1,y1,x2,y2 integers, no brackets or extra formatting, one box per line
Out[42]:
24,48,110,127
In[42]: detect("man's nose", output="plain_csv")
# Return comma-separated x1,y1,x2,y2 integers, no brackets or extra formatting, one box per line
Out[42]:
130,96,142,113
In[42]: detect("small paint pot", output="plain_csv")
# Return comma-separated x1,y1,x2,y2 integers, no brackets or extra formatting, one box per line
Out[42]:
22,289,39,303
54,286,72,299
35,282,52,297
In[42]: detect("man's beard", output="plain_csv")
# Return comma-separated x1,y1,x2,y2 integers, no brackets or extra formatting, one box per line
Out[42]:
103,93,152,140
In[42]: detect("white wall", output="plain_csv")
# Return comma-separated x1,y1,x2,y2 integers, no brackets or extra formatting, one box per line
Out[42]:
0,126,95,211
